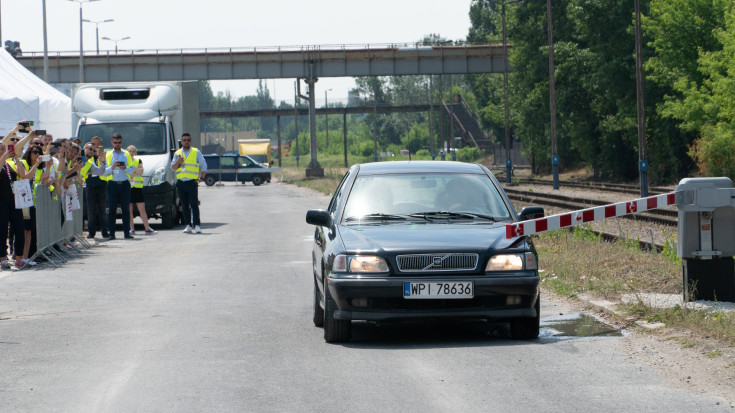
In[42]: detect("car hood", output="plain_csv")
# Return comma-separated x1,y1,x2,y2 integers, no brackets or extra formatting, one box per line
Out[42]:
337,222,519,254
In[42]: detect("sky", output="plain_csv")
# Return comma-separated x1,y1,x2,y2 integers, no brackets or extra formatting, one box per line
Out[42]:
0,0,475,104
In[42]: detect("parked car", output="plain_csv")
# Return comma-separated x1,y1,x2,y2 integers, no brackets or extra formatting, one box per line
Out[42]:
305,161,544,343
202,154,272,186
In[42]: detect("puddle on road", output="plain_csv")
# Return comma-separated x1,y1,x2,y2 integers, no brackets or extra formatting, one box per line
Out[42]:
541,313,622,338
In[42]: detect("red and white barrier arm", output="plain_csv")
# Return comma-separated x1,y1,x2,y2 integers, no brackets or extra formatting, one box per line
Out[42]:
505,192,677,239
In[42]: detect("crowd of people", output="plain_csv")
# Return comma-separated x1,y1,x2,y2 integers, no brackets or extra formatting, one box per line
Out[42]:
0,121,172,269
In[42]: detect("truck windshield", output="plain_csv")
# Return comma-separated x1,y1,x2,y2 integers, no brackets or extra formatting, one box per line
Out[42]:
79,122,166,155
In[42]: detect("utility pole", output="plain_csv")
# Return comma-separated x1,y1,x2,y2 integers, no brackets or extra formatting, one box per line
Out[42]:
42,0,49,82
547,0,559,189
634,0,648,197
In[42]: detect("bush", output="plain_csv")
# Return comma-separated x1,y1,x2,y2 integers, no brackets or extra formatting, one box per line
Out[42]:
456,147,482,163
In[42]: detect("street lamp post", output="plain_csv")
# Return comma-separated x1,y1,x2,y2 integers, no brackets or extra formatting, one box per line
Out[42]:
491,0,522,184
83,18,113,54
102,36,130,54
69,0,100,83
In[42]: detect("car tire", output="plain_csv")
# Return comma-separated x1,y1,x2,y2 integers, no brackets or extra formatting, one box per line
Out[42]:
510,294,540,340
204,175,216,186
323,282,351,343
313,279,324,327
252,175,264,186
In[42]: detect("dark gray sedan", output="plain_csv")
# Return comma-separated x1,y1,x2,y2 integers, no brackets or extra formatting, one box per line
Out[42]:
306,161,544,343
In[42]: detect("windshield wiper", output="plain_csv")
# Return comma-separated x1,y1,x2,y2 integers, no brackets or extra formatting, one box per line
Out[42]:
410,211,498,221
345,213,408,222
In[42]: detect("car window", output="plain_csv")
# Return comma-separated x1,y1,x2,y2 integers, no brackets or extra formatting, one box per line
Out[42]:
342,173,511,219
328,171,351,214
221,157,235,168
239,157,255,167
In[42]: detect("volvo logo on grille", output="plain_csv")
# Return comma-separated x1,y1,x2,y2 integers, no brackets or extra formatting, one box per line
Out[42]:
433,256,443,266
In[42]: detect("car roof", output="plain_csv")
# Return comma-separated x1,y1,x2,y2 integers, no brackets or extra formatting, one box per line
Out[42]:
355,161,486,175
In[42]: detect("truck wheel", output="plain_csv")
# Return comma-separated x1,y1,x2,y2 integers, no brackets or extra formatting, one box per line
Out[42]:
323,283,351,343
204,175,216,186
252,175,264,186
161,194,177,229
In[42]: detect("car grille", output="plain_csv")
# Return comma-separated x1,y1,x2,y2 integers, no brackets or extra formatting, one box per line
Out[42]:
396,253,479,272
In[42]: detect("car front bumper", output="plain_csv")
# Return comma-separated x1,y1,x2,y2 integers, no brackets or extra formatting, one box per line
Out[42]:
327,274,539,322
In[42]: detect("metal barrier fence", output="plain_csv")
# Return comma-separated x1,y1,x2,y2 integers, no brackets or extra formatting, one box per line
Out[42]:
31,183,91,267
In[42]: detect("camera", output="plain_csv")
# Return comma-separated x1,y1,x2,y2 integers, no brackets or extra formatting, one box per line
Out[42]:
18,121,33,133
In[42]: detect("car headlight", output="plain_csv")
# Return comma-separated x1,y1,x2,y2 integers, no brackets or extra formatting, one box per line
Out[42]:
486,252,537,272
333,255,389,273
150,166,166,185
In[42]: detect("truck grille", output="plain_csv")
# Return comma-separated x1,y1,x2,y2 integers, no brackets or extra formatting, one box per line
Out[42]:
396,253,478,272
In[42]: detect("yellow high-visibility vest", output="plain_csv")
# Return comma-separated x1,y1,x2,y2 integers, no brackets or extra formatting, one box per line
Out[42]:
174,148,200,180
129,158,144,188
101,150,133,182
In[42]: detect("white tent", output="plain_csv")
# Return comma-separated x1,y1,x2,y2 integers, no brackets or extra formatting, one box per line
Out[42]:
0,48,71,139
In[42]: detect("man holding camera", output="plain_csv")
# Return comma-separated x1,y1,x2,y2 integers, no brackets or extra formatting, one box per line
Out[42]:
102,133,134,240
171,132,207,234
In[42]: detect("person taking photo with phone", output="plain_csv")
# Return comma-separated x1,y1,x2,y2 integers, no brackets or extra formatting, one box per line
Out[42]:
0,143,26,269
171,132,207,234
101,133,134,240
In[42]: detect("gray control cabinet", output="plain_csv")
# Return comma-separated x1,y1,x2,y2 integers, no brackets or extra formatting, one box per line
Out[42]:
676,177,735,301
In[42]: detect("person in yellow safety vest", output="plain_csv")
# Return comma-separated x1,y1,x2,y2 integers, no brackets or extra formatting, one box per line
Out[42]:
81,141,109,239
101,133,135,240
171,132,207,234
126,145,156,235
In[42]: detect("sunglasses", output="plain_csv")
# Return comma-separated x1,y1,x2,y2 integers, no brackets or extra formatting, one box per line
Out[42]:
10,138,20,142
32,150,42,155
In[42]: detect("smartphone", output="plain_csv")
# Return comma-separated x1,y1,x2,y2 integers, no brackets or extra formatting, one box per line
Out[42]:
36,129,47,136
7,144,14,154
50,147,59,154
51,141,62,148
18,121,31,133
41,155,51,162
76,156,83,163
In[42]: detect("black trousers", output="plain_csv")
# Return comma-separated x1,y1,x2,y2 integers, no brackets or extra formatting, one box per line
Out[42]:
87,183,108,237
0,199,24,258
106,181,131,237
176,179,200,226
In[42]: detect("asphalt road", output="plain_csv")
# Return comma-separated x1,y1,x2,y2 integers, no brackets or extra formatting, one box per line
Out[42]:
0,182,730,412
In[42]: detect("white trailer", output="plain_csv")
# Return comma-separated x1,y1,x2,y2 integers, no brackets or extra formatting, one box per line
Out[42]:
72,81,200,228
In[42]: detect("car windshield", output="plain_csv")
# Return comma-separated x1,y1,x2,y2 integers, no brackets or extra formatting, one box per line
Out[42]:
342,172,511,222
79,122,166,155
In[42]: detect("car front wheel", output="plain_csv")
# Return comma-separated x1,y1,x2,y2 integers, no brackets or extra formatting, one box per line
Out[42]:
510,294,540,340
204,175,216,186
313,279,324,327
252,175,264,186
323,282,351,343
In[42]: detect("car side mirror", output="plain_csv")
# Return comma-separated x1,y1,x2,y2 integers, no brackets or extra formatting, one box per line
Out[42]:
519,206,544,221
306,209,332,227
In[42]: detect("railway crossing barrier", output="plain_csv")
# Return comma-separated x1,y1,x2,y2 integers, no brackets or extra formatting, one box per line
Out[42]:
505,177,735,303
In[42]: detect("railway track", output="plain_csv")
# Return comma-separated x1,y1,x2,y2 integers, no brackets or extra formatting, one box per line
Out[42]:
502,187,678,227
510,177,673,196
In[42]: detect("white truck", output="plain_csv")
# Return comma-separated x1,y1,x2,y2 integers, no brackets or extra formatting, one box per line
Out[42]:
71,81,200,228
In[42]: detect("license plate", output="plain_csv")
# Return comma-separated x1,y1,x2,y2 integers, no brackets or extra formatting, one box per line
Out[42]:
403,281,474,299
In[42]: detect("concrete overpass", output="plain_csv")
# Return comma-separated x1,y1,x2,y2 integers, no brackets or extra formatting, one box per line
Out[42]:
16,44,509,83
